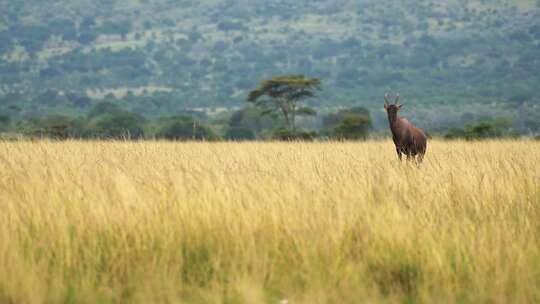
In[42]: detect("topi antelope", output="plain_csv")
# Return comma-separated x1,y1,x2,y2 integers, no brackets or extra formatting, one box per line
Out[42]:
384,93,427,164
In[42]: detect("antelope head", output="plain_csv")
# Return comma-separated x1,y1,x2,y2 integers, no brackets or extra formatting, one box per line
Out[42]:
384,93,403,114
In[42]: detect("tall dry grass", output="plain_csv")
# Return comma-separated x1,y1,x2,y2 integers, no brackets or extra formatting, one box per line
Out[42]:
0,140,539,303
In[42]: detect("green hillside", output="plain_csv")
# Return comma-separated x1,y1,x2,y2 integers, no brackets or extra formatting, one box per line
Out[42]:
0,0,539,131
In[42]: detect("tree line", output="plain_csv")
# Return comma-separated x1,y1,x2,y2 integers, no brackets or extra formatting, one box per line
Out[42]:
0,74,528,141
0,75,371,141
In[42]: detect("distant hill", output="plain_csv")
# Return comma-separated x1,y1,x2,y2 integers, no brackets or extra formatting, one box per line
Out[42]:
0,0,539,130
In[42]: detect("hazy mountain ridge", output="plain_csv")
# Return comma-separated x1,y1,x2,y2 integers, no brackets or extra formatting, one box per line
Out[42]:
0,0,539,130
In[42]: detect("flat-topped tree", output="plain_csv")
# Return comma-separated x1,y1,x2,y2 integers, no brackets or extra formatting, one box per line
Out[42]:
247,75,321,133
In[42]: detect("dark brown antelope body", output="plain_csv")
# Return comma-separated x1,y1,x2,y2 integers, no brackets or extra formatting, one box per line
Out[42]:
384,94,427,163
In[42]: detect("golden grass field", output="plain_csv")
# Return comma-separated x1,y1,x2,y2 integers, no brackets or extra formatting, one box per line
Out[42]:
0,140,539,303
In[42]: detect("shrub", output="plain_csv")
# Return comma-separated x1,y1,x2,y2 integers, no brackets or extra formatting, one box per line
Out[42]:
13,115,84,139
224,127,256,140
271,128,317,141
444,127,468,140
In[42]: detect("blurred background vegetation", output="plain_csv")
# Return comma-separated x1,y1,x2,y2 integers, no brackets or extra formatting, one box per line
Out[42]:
0,0,539,140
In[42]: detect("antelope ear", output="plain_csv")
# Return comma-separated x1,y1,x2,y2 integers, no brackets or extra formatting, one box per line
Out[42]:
398,104,404,109
384,104,388,109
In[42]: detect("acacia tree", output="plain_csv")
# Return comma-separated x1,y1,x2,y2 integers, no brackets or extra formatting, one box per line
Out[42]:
247,74,321,132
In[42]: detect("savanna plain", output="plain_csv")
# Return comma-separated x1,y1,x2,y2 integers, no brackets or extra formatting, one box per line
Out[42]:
0,140,539,304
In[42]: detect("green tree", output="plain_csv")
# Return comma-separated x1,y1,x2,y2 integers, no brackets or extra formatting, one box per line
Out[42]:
467,122,503,139
41,115,84,139
14,115,83,139
0,113,10,132
333,114,371,140
87,102,122,119
228,107,277,135
247,75,321,133
155,116,218,141
322,106,372,139
224,127,256,140
444,118,513,140
84,112,145,139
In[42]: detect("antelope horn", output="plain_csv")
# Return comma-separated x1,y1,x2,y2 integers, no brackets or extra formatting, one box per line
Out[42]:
384,93,390,104
395,93,400,104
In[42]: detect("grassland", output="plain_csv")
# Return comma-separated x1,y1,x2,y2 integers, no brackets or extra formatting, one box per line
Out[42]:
0,140,539,303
